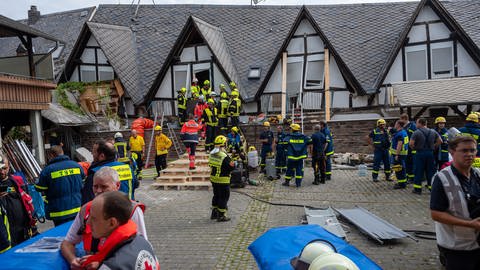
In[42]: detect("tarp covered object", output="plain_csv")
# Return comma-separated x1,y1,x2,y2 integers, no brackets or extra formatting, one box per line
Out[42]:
0,221,82,270
248,225,382,270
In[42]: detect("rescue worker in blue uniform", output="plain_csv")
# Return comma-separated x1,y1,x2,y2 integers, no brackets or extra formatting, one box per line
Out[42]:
259,121,274,173
367,119,391,182
459,113,480,157
36,145,85,226
227,126,242,154
400,113,416,182
82,140,136,204
434,117,449,170
282,123,312,188
275,125,288,178
311,124,327,185
320,121,334,180
113,132,129,163
391,120,409,189
209,135,235,222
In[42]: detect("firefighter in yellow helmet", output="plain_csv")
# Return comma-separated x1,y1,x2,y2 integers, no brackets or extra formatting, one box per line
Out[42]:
434,117,449,170
202,98,218,151
259,121,274,173
177,87,187,124
459,113,480,157
229,81,236,90
366,119,391,182
201,79,211,99
218,91,230,135
282,123,312,187
208,135,235,222
154,126,172,177
228,89,241,127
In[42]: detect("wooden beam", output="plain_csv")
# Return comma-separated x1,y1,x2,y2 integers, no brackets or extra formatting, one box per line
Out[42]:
324,48,331,121
450,105,466,118
414,106,429,119
281,52,287,119
467,104,472,114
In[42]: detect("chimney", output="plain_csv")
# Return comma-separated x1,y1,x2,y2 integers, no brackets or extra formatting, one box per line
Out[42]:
28,5,40,25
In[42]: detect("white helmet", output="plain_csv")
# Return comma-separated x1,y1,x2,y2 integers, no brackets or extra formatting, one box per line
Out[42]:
299,241,335,264
308,253,359,270
114,132,123,139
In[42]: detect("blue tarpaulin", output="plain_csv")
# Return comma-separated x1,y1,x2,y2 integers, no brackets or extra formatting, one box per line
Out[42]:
248,225,382,270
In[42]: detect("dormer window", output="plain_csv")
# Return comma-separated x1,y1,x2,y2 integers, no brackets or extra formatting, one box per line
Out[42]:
248,67,261,79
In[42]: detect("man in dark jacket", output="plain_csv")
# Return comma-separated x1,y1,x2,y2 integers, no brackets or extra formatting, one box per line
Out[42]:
311,125,327,185
36,146,84,226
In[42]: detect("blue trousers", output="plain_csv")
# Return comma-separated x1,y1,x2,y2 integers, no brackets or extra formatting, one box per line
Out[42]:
260,145,272,170
405,151,415,181
285,159,304,187
372,149,391,180
275,147,287,174
413,150,435,191
392,155,407,187
325,155,332,179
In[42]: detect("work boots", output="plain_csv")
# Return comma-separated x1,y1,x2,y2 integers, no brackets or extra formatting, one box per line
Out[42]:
313,175,320,185
189,155,196,170
210,208,219,220
217,212,231,222
282,180,290,186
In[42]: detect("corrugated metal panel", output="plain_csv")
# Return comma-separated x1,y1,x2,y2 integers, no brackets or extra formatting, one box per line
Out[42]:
305,207,346,239
393,76,480,107
303,92,322,110
335,206,416,244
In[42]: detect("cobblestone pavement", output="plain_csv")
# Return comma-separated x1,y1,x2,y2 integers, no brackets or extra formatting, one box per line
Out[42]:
37,167,442,269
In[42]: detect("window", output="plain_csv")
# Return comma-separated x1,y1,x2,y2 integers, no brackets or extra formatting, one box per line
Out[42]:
49,45,64,59
80,65,96,82
98,66,114,81
81,48,96,64
248,67,261,79
286,61,302,96
432,47,453,78
406,49,427,81
305,54,324,89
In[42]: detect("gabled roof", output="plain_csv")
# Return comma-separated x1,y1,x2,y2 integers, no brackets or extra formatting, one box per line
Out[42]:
191,16,241,96
0,7,95,81
393,76,480,107
87,22,142,104
0,14,59,41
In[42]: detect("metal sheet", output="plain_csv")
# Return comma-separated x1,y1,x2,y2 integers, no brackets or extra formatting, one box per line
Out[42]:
305,207,346,239
335,206,416,244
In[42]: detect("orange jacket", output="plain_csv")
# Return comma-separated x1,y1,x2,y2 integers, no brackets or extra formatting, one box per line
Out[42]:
131,117,154,137
194,102,207,121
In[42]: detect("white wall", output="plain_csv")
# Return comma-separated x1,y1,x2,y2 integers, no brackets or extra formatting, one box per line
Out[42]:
155,69,172,98
331,91,349,108
351,95,369,108
213,63,228,93
384,53,403,84
415,5,439,22
264,62,282,94
458,44,480,77
329,55,346,89
243,102,257,114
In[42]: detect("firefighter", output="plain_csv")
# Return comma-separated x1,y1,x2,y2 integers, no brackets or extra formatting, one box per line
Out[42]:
459,113,480,157
218,91,230,135
181,114,202,170
219,84,227,97
311,125,327,185
177,87,187,125
208,135,235,222
154,126,172,177
282,123,312,188
229,81,236,91
320,121,334,180
194,95,207,122
201,80,211,99
190,78,199,97
400,113,417,183
367,119,391,182
128,130,145,180
227,126,242,154
434,117,449,171
202,99,218,152
113,132,129,163
391,120,409,190
275,125,288,178
259,121,274,173
228,90,241,128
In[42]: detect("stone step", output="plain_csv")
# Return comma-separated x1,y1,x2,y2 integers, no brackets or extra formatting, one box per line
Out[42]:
151,181,212,191
161,167,210,175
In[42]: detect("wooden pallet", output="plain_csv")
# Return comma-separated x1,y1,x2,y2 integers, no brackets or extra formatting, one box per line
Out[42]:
151,181,212,191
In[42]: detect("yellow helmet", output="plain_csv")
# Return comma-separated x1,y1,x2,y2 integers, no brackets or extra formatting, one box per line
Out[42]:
248,146,256,152
466,113,479,123
377,119,386,126
180,87,186,93
214,135,227,146
219,84,226,89
392,164,403,172
207,98,215,104
263,121,270,127
220,92,228,99
229,81,236,88
204,80,210,85
231,90,239,97
231,126,239,133
434,117,446,124
290,123,301,131
154,125,162,131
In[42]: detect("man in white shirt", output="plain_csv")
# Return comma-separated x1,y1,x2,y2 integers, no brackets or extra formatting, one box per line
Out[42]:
60,166,147,270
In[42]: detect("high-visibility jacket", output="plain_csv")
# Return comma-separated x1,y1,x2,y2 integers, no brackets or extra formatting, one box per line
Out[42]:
36,155,84,221
390,129,408,156
322,127,334,156
190,85,199,96
194,102,207,120
91,161,135,200
286,132,312,160
435,127,449,162
202,107,218,127
459,123,480,156
114,139,129,162
155,133,172,155
217,99,230,118
181,120,201,143
129,135,145,152
177,94,186,110
208,150,234,184
370,127,390,150
200,87,211,98
228,98,241,116
82,200,145,254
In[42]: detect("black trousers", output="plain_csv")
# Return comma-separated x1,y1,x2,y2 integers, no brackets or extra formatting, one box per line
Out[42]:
205,125,216,150
312,154,326,180
155,154,167,174
132,151,143,172
178,108,186,124
218,118,228,135
184,142,196,156
438,245,480,270
212,182,230,213
231,116,239,127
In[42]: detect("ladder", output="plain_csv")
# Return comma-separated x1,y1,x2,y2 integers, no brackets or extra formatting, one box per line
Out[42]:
167,123,184,158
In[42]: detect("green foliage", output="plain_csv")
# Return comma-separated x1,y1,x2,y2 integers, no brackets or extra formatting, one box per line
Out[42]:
54,85,84,115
